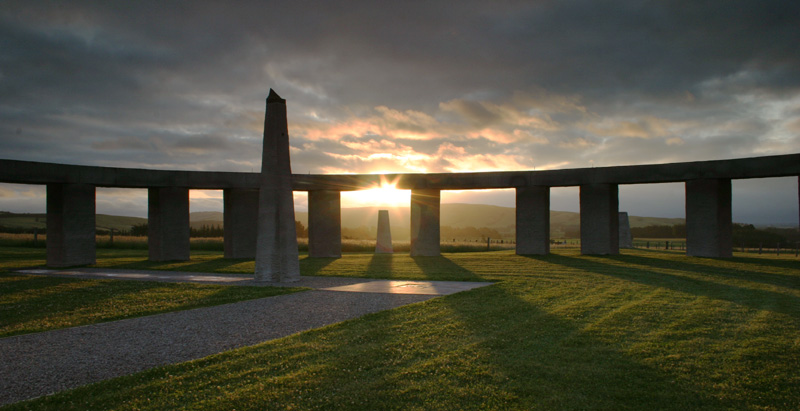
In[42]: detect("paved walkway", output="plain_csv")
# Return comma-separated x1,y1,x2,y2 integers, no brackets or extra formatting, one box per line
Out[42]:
1,269,491,406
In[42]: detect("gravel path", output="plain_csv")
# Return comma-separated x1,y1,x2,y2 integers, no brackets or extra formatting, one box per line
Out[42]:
0,287,434,406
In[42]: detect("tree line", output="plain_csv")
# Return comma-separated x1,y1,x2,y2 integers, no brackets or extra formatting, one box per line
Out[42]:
632,223,799,247
128,221,310,238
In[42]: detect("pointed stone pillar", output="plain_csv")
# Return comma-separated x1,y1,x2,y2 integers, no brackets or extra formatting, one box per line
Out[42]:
410,189,440,256
46,183,96,267
375,210,393,253
148,187,190,261
618,211,633,248
580,183,620,255
516,186,550,255
255,89,300,282
224,188,259,259
308,190,342,258
686,179,732,257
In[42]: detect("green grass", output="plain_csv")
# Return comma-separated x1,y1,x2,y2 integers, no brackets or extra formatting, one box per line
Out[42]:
1,247,799,410
0,248,306,337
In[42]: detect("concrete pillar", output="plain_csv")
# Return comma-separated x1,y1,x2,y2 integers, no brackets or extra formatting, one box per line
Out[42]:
375,210,393,253
580,183,620,255
148,187,190,261
46,183,96,267
410,189,440,256
308,190,342,258
515,186,550,255
686,179,732,257
255,89,300,282
619,211,633,248
223,188,259,259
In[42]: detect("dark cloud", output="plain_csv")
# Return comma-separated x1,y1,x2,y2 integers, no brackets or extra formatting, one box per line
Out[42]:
0,0,798,222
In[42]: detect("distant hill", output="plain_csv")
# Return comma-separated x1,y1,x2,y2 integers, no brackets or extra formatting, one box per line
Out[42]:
188,211,224,230
296,204,687,240
0,211,225,232
0,205,686,237
0,212,149,232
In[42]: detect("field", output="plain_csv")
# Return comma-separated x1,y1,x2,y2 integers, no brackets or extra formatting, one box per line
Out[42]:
0,233,517,253
0,246,798,410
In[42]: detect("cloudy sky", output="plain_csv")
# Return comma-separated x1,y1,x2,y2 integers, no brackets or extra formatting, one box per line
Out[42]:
1,0,798,225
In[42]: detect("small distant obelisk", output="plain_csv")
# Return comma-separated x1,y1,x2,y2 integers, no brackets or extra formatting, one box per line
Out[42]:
375,210,393,253
618,211,633,248
254,89,300,282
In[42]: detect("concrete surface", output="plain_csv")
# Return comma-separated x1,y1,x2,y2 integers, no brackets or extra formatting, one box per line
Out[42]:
148,186,190,262
375,209,393,253
223,188,259,259
580,183,620,255
255,90,300,282
516,186,550,255
686,179,733,258
46,183,96,267
410,189,441,256
2,154,798,190
618,211,633,248
308,190,342,258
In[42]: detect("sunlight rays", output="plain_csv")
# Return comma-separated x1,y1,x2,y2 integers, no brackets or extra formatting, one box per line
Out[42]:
342,175,410,208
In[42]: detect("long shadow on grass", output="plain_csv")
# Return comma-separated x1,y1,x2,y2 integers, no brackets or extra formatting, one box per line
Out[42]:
1,274,303,339
611,252,800,290
636,248,800,276
299,256,336,275
439,283,726,409
365,253,395,278
0,275,167,337
540,254,800,319
410,255,485,281
99,257,250,274
289,263,725,408
726,255,800,271
9,268,733,409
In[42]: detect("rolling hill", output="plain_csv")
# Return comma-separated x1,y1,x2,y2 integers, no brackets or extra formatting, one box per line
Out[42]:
0,205,686,238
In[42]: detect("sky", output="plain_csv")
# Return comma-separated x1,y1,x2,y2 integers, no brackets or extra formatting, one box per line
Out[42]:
1,0,798,225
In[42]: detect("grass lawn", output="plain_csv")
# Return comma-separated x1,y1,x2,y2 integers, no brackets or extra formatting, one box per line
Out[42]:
1,246,798,410
0,248,306,337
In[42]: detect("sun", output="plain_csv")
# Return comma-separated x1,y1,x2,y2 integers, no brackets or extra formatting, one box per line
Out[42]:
342,176,410,208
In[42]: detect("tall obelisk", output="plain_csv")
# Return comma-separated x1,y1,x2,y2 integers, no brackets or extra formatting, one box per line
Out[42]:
255,89,300,282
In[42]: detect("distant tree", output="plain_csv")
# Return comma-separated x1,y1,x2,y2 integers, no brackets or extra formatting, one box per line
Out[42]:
439,226,504,241
191,224,224,238
732,224,786,247
130,223,148,237
763,227,800,243
631,224,685,238
295,220,308,238
341,225,371,240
